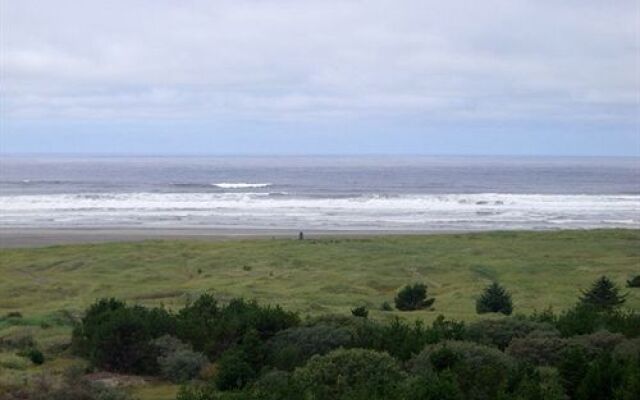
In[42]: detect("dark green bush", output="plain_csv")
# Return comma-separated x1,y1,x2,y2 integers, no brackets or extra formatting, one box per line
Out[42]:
351,306,368,318
554,304,640,337
570,330,627,358
215,348,257,391
506,331,568,365
465,317,556,350
177,296,299,358
579,275,627,311
476,282,513,315
380,301,393,311
266,323,352,370
395,283,435,311
293,348,405,399
21,347,45,365
410,341,515,400
251,370,302,400
627,275,640,288
401,371,464,400
216,330,267,391
508,367,567,400
72,298,175,374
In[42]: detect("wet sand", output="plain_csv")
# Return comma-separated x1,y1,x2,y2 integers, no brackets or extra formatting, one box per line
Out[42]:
0,227,456,248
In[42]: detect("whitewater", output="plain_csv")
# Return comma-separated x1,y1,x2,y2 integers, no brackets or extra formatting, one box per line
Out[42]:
1,156,638,231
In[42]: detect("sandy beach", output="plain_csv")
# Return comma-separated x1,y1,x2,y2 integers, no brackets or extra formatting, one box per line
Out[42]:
0,227,460,248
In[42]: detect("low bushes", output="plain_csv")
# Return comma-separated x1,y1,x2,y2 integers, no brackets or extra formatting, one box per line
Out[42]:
293,348,405,399
153,335,208,383
410,341,515,400
395,283,435,311
266,323,352,370
69,291,639,399
71,298,175,374
465,317,557,350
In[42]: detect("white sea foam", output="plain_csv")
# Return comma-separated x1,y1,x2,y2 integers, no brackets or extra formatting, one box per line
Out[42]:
213,183,271,189
0,192,638,230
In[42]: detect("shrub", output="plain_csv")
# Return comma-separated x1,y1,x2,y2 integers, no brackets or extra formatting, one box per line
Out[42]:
554,304,640,337
351,306,368,318
395,283,435,311
465,317,556,350
177,296,299,358
613,338,640,363
579,275,627,311
159,348,208,383
575,352,639,400
510,367,567,400
6,311,22,318
570,330,626,357
72,298,175,374
293,348,405,399
380,301,393,311
410,341,515,400
476,282,513,315
506,331,568,365
627,275,640,288
21,347,45,365
401,371,464,400
266,323,352,370
558,346,589,398
251,370,302,400
216,330,267,391
215,348,257,391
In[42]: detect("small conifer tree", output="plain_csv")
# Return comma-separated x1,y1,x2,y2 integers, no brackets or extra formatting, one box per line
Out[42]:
627,275,640,288
579,276,627,311
476,282,513,315
395,283,435,311
351,306,369,318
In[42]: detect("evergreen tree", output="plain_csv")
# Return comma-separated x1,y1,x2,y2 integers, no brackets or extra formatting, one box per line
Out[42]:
395,283,435,311
579,276,627,311
476,282,513,315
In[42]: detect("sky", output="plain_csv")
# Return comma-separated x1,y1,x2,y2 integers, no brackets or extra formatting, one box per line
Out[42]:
1,0,638,156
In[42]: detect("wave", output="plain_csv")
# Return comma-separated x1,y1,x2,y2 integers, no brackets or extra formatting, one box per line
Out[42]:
0,192,638,230
212,182,272,189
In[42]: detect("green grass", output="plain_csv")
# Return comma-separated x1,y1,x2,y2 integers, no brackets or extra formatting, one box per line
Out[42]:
1,229,638,399
1,229,638,321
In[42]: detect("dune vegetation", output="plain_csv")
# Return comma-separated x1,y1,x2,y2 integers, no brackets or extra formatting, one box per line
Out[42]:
0,229,639,399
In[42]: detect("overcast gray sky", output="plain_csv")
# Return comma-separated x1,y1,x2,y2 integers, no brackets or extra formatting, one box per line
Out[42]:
1,0,638,155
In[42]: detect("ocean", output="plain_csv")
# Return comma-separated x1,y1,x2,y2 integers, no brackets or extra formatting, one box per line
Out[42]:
0,155,638,231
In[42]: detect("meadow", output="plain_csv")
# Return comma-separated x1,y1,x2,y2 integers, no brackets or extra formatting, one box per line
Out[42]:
1,229,639,399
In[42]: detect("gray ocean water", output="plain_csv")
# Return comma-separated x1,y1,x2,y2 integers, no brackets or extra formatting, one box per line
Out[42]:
0,156,638,231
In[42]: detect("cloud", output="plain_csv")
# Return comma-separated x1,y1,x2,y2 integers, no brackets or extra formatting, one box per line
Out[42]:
1,0,638,123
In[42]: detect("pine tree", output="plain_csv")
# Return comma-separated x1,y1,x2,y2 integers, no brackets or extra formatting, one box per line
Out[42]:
579,276,627,311
395,283,435,311
476,282,513,315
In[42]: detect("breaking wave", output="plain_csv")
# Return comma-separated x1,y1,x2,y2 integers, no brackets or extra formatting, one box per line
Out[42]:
0,192,638,230
212,183,272,189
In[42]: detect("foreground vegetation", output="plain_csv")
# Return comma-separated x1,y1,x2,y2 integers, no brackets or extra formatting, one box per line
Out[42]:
0,229,638,398
3,287,640,399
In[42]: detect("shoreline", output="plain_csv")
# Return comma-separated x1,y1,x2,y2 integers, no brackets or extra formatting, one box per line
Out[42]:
1,226,634,248
0,227,470,248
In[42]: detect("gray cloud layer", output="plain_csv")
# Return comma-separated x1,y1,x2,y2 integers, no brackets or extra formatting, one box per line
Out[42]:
1,0,638,123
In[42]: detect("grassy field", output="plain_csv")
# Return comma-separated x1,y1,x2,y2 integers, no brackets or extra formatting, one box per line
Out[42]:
1,229,639,320
1,229,639,399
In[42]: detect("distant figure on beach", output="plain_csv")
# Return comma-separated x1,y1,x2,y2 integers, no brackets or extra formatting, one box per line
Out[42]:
298,231,304,240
